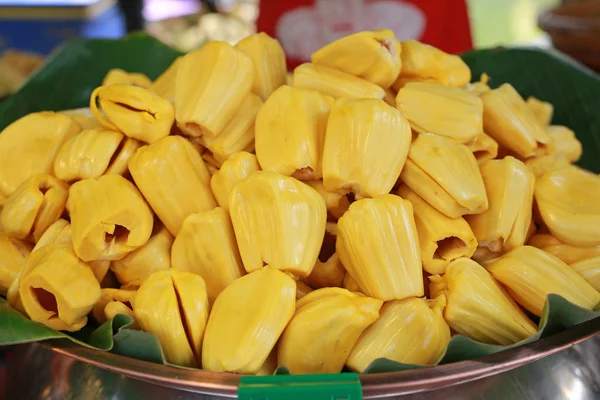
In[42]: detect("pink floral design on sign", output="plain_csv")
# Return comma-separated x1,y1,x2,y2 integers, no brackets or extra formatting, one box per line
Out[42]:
277,0,426,60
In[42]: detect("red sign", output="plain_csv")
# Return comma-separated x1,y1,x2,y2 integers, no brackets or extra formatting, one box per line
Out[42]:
257,0,473,70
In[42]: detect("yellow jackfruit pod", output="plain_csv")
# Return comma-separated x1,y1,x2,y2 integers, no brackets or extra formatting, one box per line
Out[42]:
397,185,477,275
185,135,204,154
88,262,111,285
464,82,490,96
19,244,101,331
475,219,535,263
481,84,553,159
347,296,450,372
464,74,491,96
60,108,100,130
295,286,349,304
525,154,570,178
392,40,471,90
256,351,278,376
175,41,254,138
200,93,262,164
255,86,333,180
0,233,32,295
90,84,174,144
202,267,296,373
104,300,136,326
383,87,396,107
6,224,44,313
311,29,401,89
106,137,143,176
110,223,173,287
278,288,382,374
476,219,535,263
236,32,287,101
343,274,362,293
129,136,217,235
570,257,600,291
546,125,582,163
527,233,600,265
102,69,152,89
67,174,154,262
171,208,245,303
7,275,25,314
201,150,222,170
91,288,137,325
150,56,182,102
210,152,260,212
0,112,80,202
134,269,209,368
292,63,386,100
392,76,437,90
206,163,220,177
484,246,600,316
535,166,600,247
53,128,127,181
429,258,536,345
120,282,141,291
465,133,498,164
396,82,483,143
305,180,350,220
230,171,327,277
470,247,500,264
32,219,110,282
401,133,488,219
30,217,68,247
245,141,255,155
322,98,411,198
296,281,313,299
305,223,346,289
0,174,69,242
465,157,534,260
337,194,423,301
526,220,537,243
526,96,553,126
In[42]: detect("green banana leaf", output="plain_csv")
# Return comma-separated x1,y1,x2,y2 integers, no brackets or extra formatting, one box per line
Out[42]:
0,34,183,130
462,47,600,173
0,293,598,374
0,34,599,374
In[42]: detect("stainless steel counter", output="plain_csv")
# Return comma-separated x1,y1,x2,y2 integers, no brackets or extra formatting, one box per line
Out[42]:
6,335,600,400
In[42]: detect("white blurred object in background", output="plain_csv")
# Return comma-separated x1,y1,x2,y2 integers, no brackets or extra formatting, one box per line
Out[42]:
277,0,426,60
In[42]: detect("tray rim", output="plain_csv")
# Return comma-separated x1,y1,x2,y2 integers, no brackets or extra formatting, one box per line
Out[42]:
40,318,600,398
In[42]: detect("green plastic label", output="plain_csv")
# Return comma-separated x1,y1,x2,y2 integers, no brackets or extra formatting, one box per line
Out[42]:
238,373,362,400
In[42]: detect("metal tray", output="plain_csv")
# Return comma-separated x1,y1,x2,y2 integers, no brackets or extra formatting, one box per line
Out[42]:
16,317,597,398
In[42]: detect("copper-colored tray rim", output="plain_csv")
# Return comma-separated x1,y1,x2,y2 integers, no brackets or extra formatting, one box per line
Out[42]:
539,1,600,32
42,318,600,398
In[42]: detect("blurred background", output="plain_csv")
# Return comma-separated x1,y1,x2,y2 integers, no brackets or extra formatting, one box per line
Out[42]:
0,0,597,98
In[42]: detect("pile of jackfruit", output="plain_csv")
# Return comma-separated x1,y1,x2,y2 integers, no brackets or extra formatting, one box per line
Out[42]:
0,30,599,375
